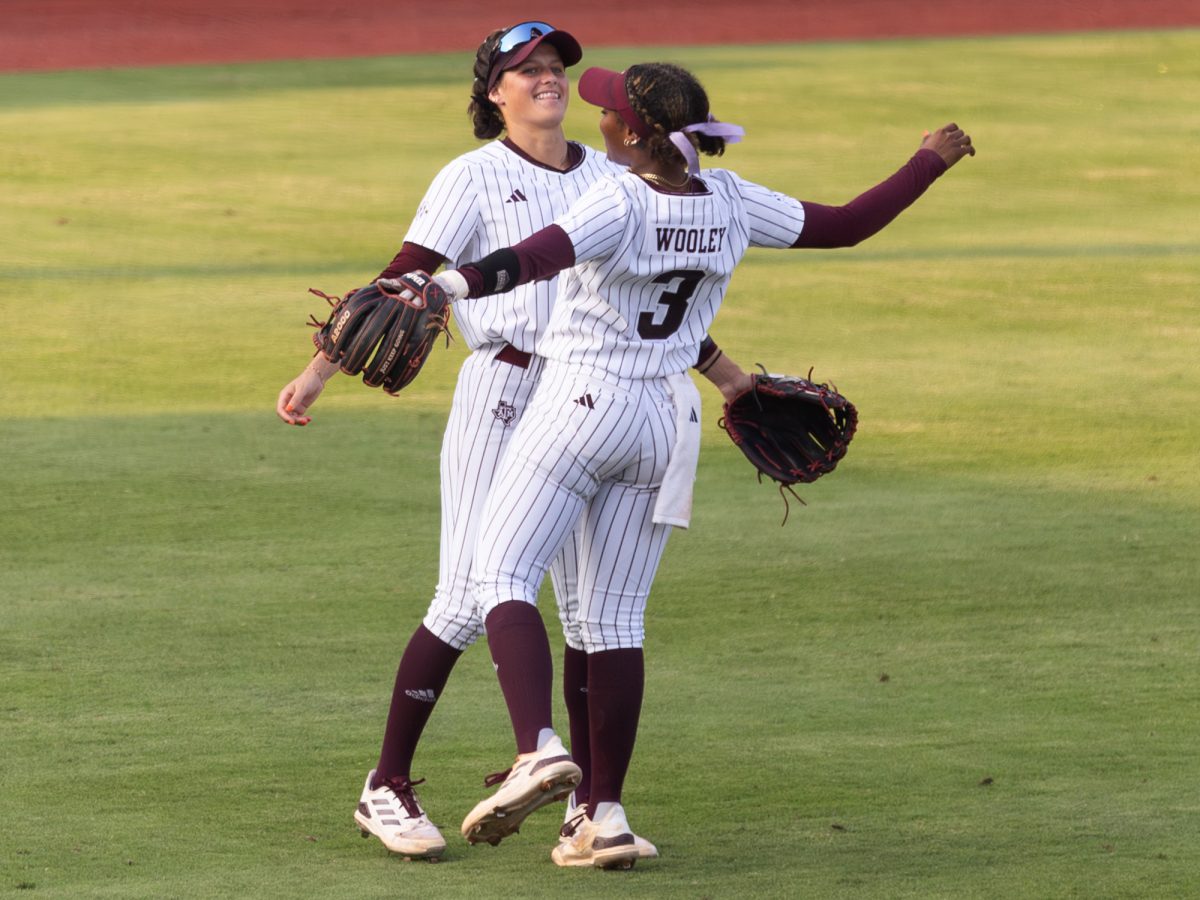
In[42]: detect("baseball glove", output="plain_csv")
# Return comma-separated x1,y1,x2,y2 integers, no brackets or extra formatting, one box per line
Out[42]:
720,369,858,511
307,274,451,394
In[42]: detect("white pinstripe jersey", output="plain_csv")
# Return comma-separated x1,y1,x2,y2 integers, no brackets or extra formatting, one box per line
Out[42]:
405,140,622,352
538,170,807,379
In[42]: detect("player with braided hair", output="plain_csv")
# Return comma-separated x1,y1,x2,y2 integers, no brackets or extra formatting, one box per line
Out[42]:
390,61,974,867
276,27,750,861
623,63,729,167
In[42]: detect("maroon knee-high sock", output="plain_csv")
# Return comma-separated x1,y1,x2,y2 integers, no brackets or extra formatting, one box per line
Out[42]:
562,645,591,806
485,601,554,754
587,648,644,805
374,625,462,785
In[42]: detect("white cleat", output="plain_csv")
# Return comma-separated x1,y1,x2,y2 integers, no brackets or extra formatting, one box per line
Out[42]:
354,769,446,860
551,802,645,869
461,735,581,847
555,803,658,865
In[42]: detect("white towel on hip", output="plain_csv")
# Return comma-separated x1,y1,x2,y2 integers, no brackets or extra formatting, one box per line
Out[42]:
653,373,703,529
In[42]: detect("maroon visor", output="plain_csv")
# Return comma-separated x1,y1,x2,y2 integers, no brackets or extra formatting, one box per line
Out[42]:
486,23,583,92
577,67,653,140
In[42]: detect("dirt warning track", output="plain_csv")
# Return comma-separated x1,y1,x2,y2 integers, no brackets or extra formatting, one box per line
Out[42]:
4,0,1199,73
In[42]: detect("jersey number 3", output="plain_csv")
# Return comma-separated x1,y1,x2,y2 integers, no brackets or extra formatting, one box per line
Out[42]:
637,269,703,339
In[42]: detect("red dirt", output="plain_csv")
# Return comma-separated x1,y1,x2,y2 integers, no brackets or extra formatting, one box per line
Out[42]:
4,0,1199,73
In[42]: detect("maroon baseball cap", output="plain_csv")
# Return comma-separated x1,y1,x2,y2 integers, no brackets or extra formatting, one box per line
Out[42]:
577,67,653,139
486,22,583,92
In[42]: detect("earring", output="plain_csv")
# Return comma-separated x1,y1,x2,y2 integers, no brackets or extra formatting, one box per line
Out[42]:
623,137,639,147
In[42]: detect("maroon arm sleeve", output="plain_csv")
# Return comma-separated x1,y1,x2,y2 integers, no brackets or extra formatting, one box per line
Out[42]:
512,224,576,283
793,148,948,249
376,242,448,281
459,224,576,298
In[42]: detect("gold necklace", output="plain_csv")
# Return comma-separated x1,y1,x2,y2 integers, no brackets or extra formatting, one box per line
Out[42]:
638,170,691,190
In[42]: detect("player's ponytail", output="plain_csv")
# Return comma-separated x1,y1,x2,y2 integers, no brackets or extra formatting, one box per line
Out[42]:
468,29,507,140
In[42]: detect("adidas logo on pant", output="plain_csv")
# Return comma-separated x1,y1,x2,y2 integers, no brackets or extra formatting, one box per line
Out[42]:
405,689,437,703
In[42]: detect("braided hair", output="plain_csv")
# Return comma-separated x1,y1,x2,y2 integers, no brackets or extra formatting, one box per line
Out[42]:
624,64,727,167
468,29,507,140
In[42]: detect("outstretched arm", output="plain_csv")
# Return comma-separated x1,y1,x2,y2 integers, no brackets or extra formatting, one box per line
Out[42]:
379,225,575,303
794,122,974,249
276,242,450,427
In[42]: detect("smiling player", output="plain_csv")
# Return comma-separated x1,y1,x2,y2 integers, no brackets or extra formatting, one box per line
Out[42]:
276,24,751,862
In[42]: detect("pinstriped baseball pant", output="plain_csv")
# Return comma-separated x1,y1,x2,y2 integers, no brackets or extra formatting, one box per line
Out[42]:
472,361,676,653
422,346,581,650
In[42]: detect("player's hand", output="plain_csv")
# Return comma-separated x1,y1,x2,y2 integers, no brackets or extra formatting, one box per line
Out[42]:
378,270,468,305
718,371,755,403
376,272,432,309
920,123,975,168
276,364,330,426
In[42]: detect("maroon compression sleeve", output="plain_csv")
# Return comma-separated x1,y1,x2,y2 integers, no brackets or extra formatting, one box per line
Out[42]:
793,149,948,249
459,224,576,298
377,242,448,280
514,224,576,283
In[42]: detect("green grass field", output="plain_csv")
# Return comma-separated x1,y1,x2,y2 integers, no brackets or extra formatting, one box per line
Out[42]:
3,28,1198,899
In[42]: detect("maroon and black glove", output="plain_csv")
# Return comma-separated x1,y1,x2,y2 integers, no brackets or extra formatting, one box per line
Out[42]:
308,273,451,394
721,371,858,488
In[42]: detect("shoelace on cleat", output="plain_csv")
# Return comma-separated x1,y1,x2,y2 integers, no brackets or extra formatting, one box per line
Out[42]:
482,767,512,788
560,809,588,839
381,775,427,819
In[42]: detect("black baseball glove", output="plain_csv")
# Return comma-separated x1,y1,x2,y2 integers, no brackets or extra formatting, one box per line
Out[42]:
721,369,858,496
308,273,451,394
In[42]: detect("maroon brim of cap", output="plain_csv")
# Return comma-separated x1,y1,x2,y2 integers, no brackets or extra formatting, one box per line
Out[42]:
577,67,652,139
577,67,625,110
487,30,583,91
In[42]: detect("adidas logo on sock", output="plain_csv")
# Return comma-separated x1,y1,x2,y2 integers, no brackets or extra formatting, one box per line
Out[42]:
405,689,437,703
505,189,528,204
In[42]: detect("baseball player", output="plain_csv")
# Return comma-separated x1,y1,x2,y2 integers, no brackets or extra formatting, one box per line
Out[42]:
276,27,750,861
389,62,974,867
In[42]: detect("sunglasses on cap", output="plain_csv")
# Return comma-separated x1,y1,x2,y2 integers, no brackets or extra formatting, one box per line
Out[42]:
494,21,556,56
485,22,583,92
